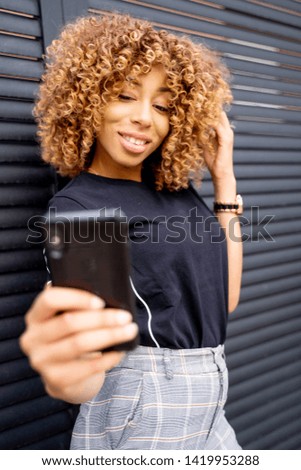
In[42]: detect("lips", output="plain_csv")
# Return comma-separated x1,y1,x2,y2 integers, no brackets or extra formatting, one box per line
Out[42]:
118,132,151,154
119,132,151,143
123,135,147,146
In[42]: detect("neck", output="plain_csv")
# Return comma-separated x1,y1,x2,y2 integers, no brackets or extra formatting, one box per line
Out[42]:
87,164,142,182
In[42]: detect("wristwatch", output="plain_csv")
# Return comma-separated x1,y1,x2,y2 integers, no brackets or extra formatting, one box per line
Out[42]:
213,194,243,215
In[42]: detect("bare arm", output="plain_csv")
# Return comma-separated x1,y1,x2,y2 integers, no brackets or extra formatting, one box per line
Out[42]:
204,112,243,313
19,285,138,403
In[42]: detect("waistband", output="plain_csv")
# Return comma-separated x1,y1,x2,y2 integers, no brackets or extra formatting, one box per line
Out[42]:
116,345,226,378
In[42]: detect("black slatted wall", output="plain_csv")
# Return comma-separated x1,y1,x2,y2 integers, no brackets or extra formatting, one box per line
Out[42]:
110,0,301,451
0,0,300,450
67,0,301,450
0,0,75,449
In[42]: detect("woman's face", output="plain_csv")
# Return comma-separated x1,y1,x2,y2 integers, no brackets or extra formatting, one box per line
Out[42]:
91,65,171,181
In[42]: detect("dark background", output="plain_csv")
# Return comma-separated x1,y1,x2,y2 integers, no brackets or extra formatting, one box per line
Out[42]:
0,0,301,449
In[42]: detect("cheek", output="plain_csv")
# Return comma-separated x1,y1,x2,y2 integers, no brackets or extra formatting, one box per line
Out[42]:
101,102,121,123
158,117,170,142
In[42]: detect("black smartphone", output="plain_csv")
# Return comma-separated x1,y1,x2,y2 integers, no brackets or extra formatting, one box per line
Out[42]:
42,208,139,351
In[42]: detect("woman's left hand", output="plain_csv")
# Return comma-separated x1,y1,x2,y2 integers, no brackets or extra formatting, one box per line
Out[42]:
203,111,235,184
203,112,242,314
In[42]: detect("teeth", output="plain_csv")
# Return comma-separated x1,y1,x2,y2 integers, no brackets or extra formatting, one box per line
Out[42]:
123,135,147,145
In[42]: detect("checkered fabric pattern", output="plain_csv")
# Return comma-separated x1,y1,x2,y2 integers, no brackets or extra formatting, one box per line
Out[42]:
71,345,241,450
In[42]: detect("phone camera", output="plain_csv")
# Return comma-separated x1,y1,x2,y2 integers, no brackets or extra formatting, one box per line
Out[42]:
49,232,64,259
50,234,61,246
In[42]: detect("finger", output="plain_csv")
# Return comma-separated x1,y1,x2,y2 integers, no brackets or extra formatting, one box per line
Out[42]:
217,112,233,133
26,286,105,324
31,308,133,343
29,322,138,366
43,351,125,394
220,110,229,124
214,113,233,145
52,322,138,360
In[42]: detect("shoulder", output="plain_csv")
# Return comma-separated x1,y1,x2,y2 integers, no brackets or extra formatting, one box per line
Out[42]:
48,194,86,212
47,173,93,211
187,184,214,216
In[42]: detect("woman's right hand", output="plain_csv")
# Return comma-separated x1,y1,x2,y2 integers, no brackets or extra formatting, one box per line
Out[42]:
19,285,138,404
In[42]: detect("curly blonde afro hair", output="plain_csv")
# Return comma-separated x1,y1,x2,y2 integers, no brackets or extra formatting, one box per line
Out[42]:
34,13,232,191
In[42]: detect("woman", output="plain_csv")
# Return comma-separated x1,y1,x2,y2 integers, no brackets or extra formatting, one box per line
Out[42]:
20,13,243,450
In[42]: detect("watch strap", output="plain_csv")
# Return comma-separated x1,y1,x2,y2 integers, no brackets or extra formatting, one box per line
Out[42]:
214,194,243,215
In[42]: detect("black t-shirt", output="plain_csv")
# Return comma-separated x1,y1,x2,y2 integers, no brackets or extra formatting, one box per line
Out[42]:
47,172,228,348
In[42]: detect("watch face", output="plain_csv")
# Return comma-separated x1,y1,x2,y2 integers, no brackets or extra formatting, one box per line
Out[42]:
236,194,243,215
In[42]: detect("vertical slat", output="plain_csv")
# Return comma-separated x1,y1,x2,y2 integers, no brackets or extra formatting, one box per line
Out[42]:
39,0,64,49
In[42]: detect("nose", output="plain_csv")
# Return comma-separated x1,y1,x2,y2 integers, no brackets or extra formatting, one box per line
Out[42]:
130,101,152,127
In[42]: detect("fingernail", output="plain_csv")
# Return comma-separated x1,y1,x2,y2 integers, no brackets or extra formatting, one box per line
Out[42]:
124,323,139,336
116,311,132,324
90,296,105,309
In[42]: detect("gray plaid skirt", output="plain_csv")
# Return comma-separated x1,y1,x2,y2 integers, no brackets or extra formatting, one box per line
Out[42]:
71,345,241,450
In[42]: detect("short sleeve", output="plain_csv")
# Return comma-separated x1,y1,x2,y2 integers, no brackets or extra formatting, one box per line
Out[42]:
47,195,87,212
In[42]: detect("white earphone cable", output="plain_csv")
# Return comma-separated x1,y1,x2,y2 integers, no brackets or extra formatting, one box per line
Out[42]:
129,276,160,348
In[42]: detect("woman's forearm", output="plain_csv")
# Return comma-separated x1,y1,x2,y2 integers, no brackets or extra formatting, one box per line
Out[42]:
213,176,243,313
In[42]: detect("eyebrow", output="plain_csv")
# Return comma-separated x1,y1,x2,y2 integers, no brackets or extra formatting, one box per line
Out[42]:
158,87,171,93
126,78,170,93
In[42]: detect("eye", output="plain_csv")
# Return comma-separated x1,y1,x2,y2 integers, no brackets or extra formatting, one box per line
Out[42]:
154,104,169,113
118,94,134,101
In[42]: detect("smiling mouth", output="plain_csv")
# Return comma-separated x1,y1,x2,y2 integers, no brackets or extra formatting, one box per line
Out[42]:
119,133,150,146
